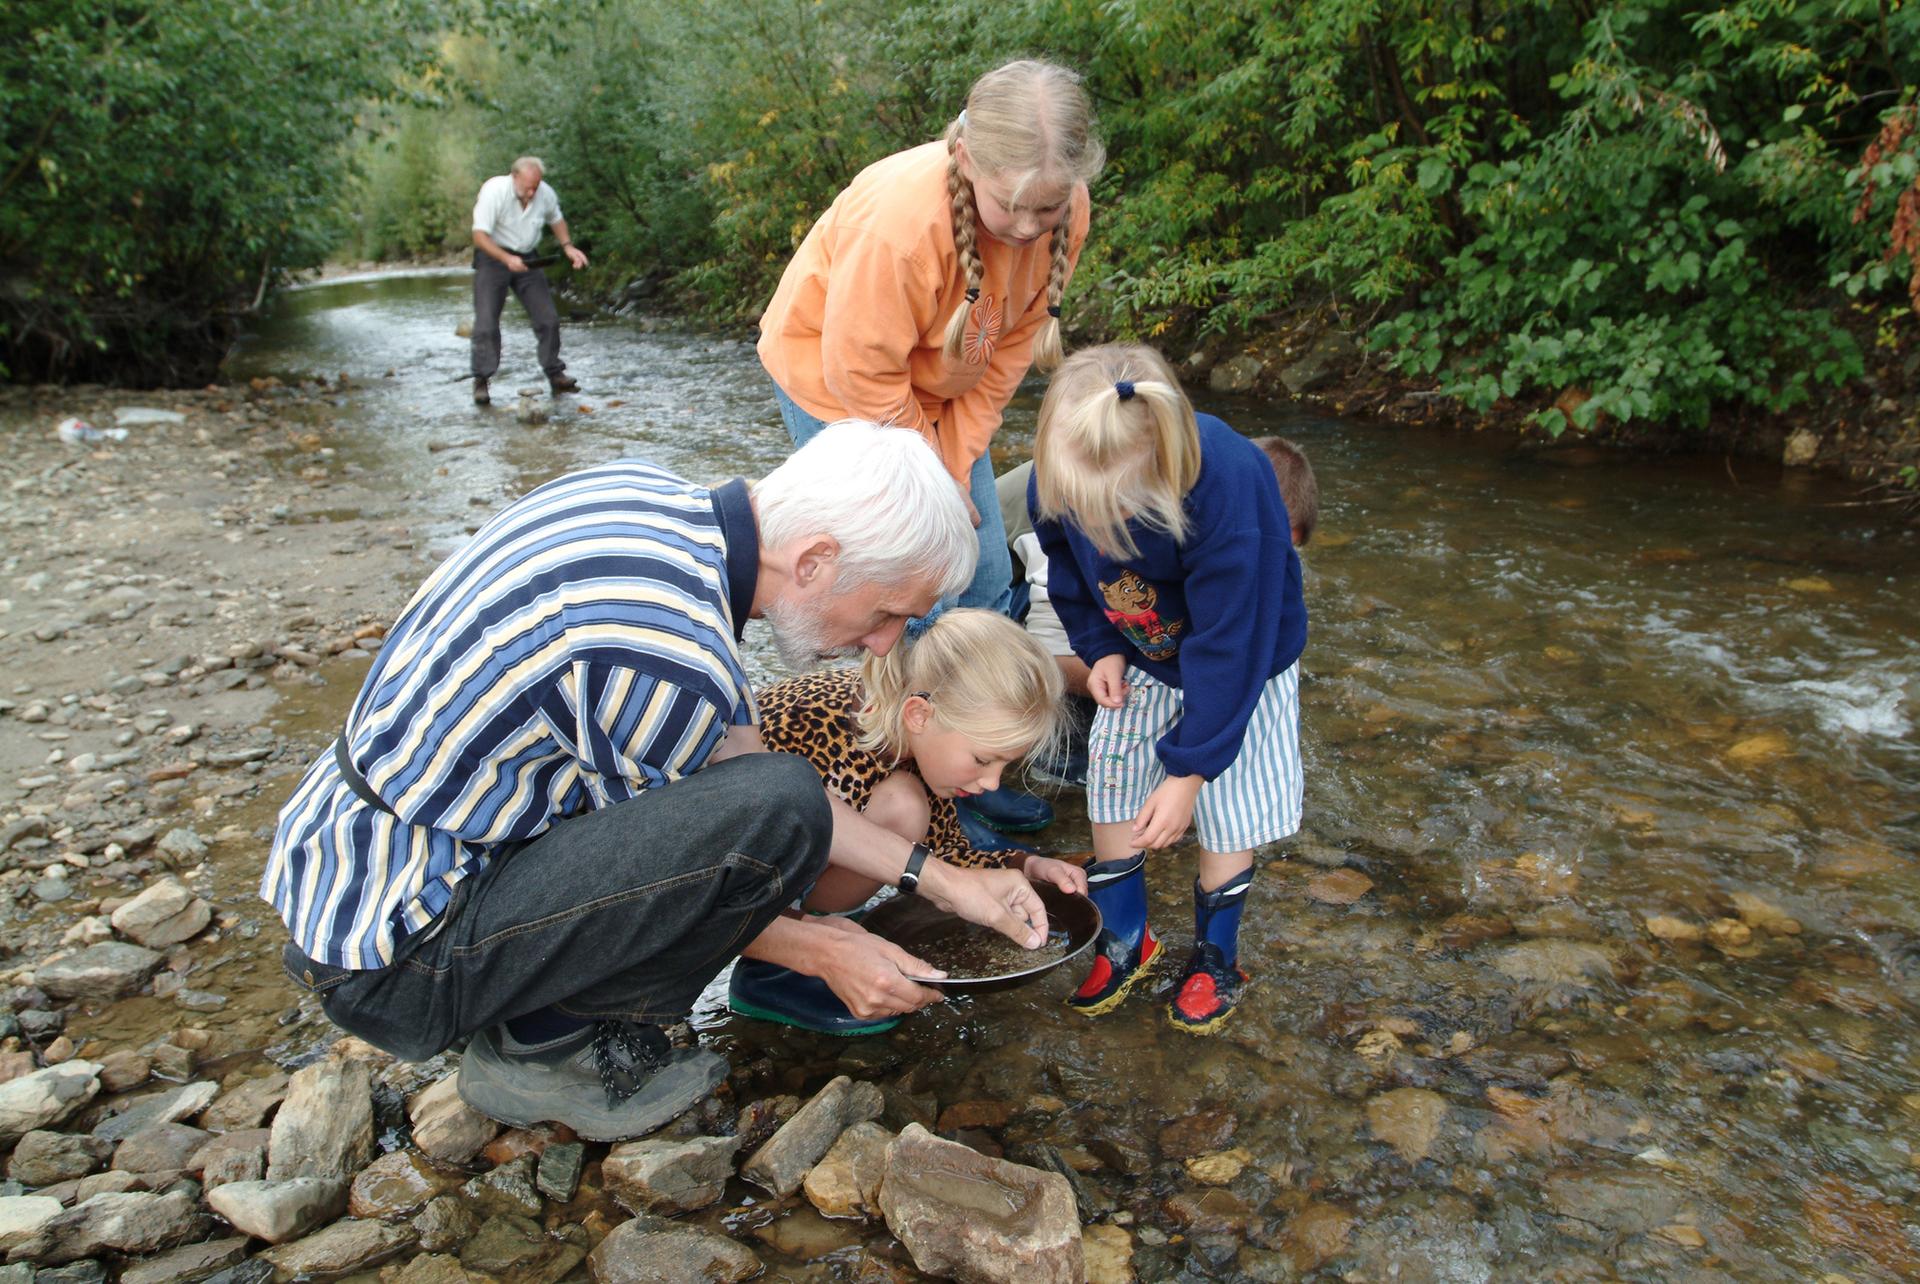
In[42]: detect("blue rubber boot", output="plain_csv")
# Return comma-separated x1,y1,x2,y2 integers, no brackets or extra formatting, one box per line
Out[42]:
1067,853,1161,1016
728,959,901,1037
954,804,1038,856
1168,868,1252,1036
956,784,1054,835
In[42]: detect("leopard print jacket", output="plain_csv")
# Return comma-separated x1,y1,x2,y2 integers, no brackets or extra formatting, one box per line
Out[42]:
757,668,1024,870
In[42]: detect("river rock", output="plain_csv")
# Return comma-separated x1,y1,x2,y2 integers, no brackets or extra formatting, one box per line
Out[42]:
95,1082,220,1143
740,1075,882,1198
604,1134,738,1215
200,1072,287,1132
117,1237,249,1284
0,1197,62,1254
536,1141,585,1203
411,1195,480,1254
387,1253,472,1284
460,1153,541,1219
154,830,208,866
1366,1088,1447,1164
802,1121,892,1218
1280,1201,1354,1275
1544,1166,1686,1235
347,1151,459,1221
1278,330,1359,396
196,1130,268,1189
5,1191,205,1265
8,1132,112,1186
407,1075,498,1164
258,1217,414,1280
36,944,165,1000
265,1059,372,1182
109,878,210,949
1209,354,1263,394
110,1124,211,1175
1782,429,1821,467
1163,1188,1252,1235
0,1063,102,1144
879,1123,1081,1284
207,1178,346,1244
97,1052,151,1095
1083,1223,1133,1284
1158,1106,1236,1160
457,1213,583,1279
1492,939,1616,987
586,1215,761,1284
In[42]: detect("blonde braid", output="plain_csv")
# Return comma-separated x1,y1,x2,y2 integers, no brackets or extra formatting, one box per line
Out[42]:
1031,219,1072,372
943,128,985,365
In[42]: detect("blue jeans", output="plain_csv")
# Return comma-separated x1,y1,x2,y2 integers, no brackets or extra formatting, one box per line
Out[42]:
772,383,1013,620
281,753,832,1060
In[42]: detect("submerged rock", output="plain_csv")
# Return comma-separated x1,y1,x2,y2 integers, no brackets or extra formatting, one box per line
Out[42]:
740,1075,881,1198
801,1121,892,1219
603,1135,738,1215
879,1123,1082,1284
258,1217,414,1279
586,1215,760,1284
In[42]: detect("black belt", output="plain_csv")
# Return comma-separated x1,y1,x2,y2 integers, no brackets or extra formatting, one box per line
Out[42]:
333,736,398,817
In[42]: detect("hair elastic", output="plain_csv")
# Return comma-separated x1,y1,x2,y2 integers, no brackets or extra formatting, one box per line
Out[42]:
1047,306,1061,318
1115,380,1136,400
957,109,969,130
965,287,980,303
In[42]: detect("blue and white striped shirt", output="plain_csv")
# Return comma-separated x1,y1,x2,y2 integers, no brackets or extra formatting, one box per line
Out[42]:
263,461,760,969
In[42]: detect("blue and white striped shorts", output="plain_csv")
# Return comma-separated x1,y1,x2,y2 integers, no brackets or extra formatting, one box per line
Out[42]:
1086,663,1303,853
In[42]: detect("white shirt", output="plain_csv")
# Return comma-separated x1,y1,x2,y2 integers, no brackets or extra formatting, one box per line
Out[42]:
471,175,564,254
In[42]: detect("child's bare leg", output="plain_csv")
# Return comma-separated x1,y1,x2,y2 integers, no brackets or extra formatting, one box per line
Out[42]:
1091,821,1138,862
1055,653,1092,699
801,771,930,912
1197,847,1253,892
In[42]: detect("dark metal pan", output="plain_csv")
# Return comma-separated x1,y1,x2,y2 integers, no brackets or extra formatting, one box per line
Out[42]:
861,880,1102,995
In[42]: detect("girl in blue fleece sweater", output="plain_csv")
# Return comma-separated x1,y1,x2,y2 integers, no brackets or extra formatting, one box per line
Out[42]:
1029,343,1306,1033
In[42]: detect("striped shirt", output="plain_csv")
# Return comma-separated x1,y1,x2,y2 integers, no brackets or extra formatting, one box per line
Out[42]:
262,461,760,969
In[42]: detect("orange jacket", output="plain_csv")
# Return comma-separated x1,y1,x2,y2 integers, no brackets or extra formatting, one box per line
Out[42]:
757,141,1091,481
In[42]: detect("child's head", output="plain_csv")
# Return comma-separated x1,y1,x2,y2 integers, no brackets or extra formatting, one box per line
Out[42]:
856,608,1066,799
1033,343,1200,558
1250,436,1319,547
942,60,1105,374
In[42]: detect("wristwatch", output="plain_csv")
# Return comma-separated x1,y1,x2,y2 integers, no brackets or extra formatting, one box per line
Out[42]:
897,842,930,896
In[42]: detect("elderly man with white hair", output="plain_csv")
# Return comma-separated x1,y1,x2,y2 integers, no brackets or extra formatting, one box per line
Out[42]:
469,155,589,405
262,422,1050,1141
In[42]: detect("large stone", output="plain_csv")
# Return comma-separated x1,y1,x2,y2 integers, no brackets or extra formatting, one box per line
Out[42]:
196,1130,269,1190
387,1253,474,1284
95,1083,220,1145
456,1213,581,1279
8,1132,112,1186
257,1218,414,1281
459,1153,541,1219
111,1124,212,1175
5,1191,205,1266
347,1151,460,1221
35,944,165,1000
407,1076,498,1164
199,1072,287,1133
265,1060,373,1182
117,1237,249,1284
1209,354,1263,394
412,1195,480,1254
0,1063,102,1144
109,878,211,949
207,1178,347,1244
0,1197,62,1254
802,1121,892,1218
535,1142,585,1203
740,1075,882,1198
1277,330,1359,396
1366,1088,1448,1164
603,1135,739,1215
879,1124,1082,1284
585,1216,761,1284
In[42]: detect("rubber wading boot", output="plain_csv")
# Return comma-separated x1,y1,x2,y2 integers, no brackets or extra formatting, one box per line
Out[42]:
953,804,1037,857
457,1020,725,1142
1168,868,1253,1035
955,784,1053,834
728,958,902,1037
548,373,579,394
1067,853,1160,1016
473,376,490,406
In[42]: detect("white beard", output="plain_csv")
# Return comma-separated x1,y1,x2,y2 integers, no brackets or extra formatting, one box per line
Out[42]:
762,595,860,672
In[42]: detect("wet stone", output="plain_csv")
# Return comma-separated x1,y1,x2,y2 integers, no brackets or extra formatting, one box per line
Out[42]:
411,1195,481,1255
481,1123,577,1167
206,1177,346,1244
1366,1088,1448,1164
1453,1042,1575,1089
196,1130,268,1190
603,1135,738,1215
258,1217,415,1280
108,877,210,949
30,1264,104,1284
802,1121,893,1218
97,1051,151,1094
879,1124,1082,1284
1280,1201,1355,1275
586,1214,762,1284
347,1150,460,1221
1164,1188,1253,1235
0,1062,102,1144
6,1190,206,1266
265,1059,373,1183
200,1072,287,1132
116,1236,248,1284
1087,1129,1152,1177
199,1259,272,1284
1159,1106,1237,1160
752,1204,859,1260
741,1075,882,1198
110,1123,211,1175
459,1153,541,1219
386,1252,472,1284
7,1132,112,1186
36,943,165,999
1544,1166,1687,1236
408,1075,498,1165
1006,1141,1116,1222
0,1197,63,1255
457,1213,546,1276
536,1141,585,1203
95,1082,220,1144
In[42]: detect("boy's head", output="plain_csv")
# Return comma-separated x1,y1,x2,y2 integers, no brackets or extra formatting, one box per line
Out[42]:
1250,436,1318,547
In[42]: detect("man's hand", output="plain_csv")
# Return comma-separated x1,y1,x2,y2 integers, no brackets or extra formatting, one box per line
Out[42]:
1133,773,1203,850
813,917,947,1018
565,244,589,270
503,254,528,274
1022,855,1089,896
1088,655,1130,709
918,861,1048,948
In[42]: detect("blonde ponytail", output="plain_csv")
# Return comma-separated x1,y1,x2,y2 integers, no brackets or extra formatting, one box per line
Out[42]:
855,609,1065,766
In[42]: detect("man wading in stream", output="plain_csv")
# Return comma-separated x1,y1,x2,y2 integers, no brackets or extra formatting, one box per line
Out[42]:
469,156,588,406
261,422,1051,1141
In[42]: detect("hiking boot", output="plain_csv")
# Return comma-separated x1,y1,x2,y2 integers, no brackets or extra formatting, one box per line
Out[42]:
457,1020,725,1142
1167,869,1253,1035
1167,942,1249,1035
473,376,490,406
1067,853,1161,1016
956,784,1053,835
548,373,579,394
728,959,901,1037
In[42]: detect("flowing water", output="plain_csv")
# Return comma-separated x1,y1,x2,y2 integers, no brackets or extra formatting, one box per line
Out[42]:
213,274,1920,1280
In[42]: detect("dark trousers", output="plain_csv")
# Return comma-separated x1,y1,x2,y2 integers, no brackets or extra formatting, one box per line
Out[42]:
284,753,832,1061
471,250,565,379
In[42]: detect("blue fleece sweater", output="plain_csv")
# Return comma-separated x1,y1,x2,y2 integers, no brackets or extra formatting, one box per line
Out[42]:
1029,414,1307,780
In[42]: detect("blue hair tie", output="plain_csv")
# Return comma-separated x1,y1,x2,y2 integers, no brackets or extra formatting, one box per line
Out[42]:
1115,380,1135,400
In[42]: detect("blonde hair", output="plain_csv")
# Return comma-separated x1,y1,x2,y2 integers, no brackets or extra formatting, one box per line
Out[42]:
941,60,1105,373
1033,343,1201,558
855,609,1066,767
